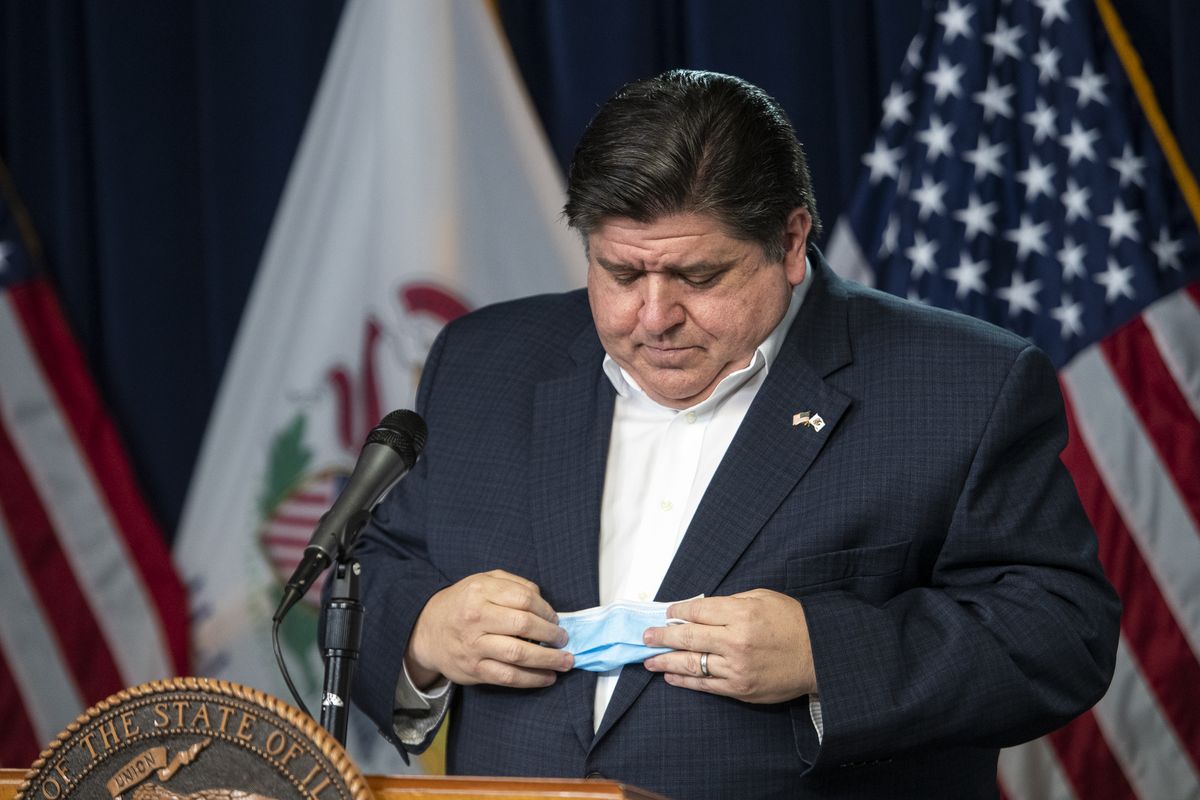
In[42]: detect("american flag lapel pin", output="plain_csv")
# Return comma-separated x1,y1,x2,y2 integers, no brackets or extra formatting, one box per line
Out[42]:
792,410,825,431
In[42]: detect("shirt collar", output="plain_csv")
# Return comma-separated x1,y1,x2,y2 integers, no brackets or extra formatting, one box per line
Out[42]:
602,256,813,413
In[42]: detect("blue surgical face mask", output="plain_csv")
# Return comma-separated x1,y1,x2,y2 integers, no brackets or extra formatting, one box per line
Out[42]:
554,599,684,672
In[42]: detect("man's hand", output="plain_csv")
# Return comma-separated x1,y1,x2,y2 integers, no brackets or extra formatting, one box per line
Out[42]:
642,589,816,703
405,569,573,690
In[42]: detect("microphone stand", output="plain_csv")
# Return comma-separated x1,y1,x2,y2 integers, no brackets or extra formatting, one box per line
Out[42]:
318,510,370,745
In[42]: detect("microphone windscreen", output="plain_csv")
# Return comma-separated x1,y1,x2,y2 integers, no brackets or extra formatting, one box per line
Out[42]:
369,410,427,467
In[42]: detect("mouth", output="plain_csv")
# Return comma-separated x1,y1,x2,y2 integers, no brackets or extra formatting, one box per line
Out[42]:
640,344,697,365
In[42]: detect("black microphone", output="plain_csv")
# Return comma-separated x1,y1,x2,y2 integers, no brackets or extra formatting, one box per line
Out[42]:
273,409,427,621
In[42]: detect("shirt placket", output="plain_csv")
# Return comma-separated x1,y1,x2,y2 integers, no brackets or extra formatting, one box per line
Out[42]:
618,408,708,603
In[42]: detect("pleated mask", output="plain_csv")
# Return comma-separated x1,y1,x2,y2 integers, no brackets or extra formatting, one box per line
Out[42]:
555,598,688,672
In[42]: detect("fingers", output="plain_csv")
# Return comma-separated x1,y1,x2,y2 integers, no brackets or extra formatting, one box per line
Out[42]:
406,570,573,689
451,572,562,633
483,568,540,593
642,617,720,653
645,649,723,679
473,602,567,649
476,633,573,673
642,589,816,704
479,571,560,625
642,642,761,702
473,661,561,689
644,651,748,698
665,593,761,625
465,631,575,689
660,672,732,695
663,596,722,624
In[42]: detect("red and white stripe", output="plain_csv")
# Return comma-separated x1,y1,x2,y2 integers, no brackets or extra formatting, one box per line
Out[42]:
999,283,1200,799
0,280,188,766
259,479,340,605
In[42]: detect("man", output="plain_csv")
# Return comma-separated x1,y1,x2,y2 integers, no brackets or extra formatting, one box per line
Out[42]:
351,70,1119,798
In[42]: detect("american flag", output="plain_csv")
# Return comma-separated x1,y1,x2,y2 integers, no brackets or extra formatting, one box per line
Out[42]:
0,164,189,765
828,0,1200,796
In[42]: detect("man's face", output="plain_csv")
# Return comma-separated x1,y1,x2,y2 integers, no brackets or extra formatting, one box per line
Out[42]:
586,210,809,409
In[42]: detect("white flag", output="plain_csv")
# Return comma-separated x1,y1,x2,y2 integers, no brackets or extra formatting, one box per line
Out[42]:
175,0,580,773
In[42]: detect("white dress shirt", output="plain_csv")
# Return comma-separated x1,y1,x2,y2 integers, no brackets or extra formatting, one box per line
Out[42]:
593,263,812,730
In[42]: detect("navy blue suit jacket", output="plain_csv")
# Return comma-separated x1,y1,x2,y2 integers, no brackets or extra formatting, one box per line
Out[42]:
351,255,1119,799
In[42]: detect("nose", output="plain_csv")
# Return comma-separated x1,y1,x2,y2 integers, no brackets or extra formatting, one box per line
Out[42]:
638,274,685,335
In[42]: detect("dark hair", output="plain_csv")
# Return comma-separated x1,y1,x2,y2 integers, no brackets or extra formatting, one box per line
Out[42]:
564,69,822,262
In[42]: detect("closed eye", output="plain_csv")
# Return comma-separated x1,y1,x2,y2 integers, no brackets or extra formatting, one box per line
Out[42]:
609,271,641,286
680,272,721,287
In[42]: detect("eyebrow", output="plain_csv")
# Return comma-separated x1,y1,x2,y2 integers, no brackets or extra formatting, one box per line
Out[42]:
594,256,738,275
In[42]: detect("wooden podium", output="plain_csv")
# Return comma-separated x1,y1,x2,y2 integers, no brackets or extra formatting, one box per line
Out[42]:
0,768,667,799
0,679,671,799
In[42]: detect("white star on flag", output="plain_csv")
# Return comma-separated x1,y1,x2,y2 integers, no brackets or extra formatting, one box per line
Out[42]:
1098,197,1141,245
881,84,914,128
906,288,929,305
905,33,925,71
926,56,966,103
1150,228,1184,271
1034,0,1071,25
964,134,1007,180
1062,178,1092,222
917,115,957,160
1109,143,1146,188
936,0,975,43
1058,236,1088,280
912,176,948,220
1050,295,1084,338
879,215,900,258
1060,119,1100,165
1032,40,1062,84
1016,155,1056,202
973,75,1015,121
1023,97,1057,144
1068,61,1109,107
1095,257,1136,302
954,193,998,241
862,137,903,183
984,18,1025,62
1005,213,1050,260
945,253,989,299
905,230,939,277
997,271,1043,316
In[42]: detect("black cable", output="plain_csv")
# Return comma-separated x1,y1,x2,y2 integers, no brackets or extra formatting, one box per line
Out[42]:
273,615,313,719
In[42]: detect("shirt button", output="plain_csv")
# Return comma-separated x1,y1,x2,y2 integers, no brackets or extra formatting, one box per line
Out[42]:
660,500,673,512
638,591,649,601
685,412,697,424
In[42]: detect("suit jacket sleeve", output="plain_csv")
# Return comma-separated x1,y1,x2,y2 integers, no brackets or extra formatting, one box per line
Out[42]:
349,326,455,757
801,342,1120,769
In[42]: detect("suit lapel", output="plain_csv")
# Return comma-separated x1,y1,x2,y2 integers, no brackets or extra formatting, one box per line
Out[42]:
593,254,856,746
530,323,613,751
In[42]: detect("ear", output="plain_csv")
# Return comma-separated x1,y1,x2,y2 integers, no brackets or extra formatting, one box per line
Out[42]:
782,208,812,286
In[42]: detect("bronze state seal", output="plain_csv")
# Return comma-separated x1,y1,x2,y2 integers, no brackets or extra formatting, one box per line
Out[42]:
16,678,371,800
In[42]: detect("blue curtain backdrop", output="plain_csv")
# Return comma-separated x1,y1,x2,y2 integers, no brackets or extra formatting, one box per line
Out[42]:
2,0,1197,538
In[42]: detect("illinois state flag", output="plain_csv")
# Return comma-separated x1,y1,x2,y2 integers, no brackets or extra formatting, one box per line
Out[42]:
174,0,580,773
0,163,189,765
828,0,1200,796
